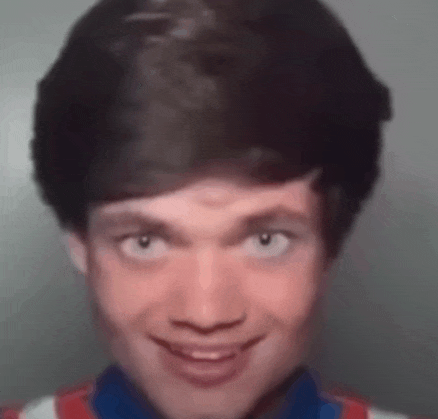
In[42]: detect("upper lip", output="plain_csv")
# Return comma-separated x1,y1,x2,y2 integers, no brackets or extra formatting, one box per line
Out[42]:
151,335,263,354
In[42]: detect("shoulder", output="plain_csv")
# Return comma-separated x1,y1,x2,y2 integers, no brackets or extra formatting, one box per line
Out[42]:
322,390,414,419
1,382,95,419
368,407,411,419
1,396,56,419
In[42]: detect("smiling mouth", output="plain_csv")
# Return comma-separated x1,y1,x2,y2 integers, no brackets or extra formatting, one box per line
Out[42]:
153,334,264,387
150,335,263,362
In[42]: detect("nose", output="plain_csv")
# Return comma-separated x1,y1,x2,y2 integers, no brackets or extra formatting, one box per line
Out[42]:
168,247,247,334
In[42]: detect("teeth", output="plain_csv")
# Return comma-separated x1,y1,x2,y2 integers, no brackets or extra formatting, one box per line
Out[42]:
173,348,235,360
190,351,223,360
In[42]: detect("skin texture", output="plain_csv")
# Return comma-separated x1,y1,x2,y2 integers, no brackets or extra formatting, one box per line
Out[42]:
67,170,332,419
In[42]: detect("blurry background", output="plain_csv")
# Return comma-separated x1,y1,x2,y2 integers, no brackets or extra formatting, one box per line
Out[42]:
1,0,437,416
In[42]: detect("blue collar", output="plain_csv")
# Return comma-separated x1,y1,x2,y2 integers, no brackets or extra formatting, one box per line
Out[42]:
90,365,341,419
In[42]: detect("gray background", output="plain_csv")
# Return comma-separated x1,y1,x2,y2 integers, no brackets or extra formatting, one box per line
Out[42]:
1,0,437,416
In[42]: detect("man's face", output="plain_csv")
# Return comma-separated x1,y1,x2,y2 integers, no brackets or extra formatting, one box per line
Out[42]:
70,172,329,419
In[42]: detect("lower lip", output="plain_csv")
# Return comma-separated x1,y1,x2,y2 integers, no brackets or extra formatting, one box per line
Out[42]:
158,343,254,388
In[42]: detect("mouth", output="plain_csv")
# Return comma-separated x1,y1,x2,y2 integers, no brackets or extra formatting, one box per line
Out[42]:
152,336,261,361
152,335,264,387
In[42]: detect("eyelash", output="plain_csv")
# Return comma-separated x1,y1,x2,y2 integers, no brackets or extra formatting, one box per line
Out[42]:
113,229,297,243
114,231,157,243
113,229,299,262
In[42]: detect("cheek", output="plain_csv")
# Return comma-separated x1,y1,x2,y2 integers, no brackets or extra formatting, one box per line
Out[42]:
88,247,193,328
88,248,157,326
246,245,325,323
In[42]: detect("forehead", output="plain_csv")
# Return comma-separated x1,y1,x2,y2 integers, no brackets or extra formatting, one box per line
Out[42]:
89,171,321,232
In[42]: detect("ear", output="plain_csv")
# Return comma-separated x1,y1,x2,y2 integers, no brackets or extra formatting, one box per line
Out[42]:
62,231,89,275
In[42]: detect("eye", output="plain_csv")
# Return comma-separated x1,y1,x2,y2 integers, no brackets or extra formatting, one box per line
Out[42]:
242,232,293,259
119,234,169,260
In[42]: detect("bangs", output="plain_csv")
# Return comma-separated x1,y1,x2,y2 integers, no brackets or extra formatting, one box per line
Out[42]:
86,138,318,204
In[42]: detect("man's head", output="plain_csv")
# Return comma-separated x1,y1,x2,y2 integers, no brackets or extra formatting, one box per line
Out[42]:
31,0,391,418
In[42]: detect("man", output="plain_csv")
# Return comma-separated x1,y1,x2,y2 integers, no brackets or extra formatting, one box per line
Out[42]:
2,0,405,418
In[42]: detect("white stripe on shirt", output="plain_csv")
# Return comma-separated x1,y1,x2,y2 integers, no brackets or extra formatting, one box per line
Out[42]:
369,406,409,419
19,396,57,419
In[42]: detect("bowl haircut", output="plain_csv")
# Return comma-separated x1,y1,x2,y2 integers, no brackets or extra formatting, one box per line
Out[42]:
31,0,392,259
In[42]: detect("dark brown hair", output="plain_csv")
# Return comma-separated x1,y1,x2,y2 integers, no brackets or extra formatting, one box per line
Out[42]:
31,0,392,258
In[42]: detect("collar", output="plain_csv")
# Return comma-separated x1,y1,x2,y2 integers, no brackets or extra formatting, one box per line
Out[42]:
90,364,341,419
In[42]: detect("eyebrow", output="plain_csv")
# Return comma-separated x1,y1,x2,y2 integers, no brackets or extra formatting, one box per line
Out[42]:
93,205,310,243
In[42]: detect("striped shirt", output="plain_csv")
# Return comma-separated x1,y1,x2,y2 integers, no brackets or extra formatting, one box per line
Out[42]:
1,365,412,419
